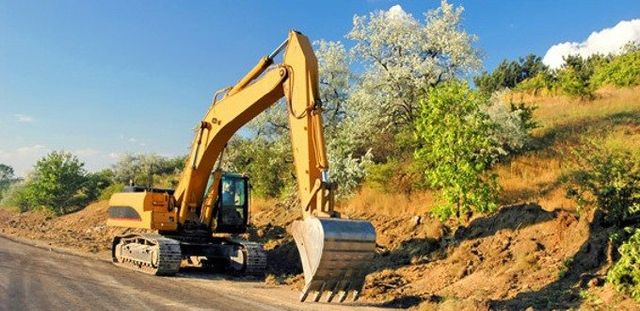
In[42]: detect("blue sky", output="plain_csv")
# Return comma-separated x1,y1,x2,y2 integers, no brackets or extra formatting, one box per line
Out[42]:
1,0,639,176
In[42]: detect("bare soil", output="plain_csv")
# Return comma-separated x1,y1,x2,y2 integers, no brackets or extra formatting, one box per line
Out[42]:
1,200,638,310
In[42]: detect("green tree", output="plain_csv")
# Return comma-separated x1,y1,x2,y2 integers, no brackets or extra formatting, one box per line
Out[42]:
475,54,547,94
0,164,17,201
607,228,640,302
557,55,595,99
21,151,89,214
591,49,640,88
414,81,499,222
111,153,186,188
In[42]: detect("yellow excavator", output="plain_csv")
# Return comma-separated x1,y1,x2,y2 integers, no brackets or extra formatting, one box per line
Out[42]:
106,30,376,303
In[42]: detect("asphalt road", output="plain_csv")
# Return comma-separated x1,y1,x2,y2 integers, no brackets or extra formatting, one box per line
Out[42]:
0,236,384,311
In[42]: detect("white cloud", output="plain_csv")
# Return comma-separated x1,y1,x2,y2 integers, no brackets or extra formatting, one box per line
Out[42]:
386,4,412,20
543,19,640,69
14,114,34,123
127,137,137,143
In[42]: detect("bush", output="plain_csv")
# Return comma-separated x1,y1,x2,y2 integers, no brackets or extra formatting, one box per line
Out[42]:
364,158,424,195
484,91,537,155
414,81,500,222
517,71,557,95
223,136,293,198
557,55,595,99
592,50,640,88
98,182,125,201
0,181,30,212
474,54,547,94
2,151,109,214
565,145,640,226
607,228,640,301
112,153,186,187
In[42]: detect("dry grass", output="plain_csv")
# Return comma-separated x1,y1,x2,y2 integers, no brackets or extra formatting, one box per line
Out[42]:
340,186,436,217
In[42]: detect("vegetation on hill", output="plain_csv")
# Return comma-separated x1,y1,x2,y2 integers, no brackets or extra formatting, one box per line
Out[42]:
477,42,640,98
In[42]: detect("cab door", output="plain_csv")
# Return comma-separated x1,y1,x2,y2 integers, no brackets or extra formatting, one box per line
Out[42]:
213,174,249,233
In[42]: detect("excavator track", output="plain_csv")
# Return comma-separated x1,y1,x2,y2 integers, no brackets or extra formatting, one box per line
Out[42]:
112,233,181,276
238,241,267,275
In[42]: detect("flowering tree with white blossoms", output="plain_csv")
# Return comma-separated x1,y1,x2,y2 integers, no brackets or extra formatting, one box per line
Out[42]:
225,1,482,198
347,1,481,132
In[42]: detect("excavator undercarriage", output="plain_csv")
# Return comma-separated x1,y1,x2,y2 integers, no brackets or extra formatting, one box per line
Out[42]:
111,233,266,276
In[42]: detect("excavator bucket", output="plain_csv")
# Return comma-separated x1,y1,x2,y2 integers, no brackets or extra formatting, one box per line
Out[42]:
291,217,376,303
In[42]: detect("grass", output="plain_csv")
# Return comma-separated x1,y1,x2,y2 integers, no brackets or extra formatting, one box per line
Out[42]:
340,186,436,217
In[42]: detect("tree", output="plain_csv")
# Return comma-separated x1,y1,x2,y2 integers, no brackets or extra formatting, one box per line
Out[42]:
348,1,481,131
414,81,500,222
224,1,482,199
0,163,17,201
483,91,538,155
475,54,547,94
557,55,595,99
0,163,15,189
21,151,89,214
112,153,186,188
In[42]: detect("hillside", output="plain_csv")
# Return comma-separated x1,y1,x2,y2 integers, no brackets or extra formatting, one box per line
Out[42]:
1,87,639,310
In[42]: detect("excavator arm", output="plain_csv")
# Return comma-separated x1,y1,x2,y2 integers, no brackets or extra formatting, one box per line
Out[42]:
174,31,335,225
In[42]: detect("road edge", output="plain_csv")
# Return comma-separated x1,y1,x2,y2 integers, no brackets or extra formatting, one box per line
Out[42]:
0,232,111,263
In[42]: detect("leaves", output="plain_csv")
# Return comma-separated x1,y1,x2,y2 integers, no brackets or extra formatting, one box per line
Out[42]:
414,81,499,222
565,145,640,226
607,228,640,301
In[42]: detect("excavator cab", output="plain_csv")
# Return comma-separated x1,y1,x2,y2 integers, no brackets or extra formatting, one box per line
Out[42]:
212,173,249,233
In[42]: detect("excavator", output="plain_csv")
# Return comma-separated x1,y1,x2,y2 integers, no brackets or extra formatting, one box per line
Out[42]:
106,30,376,303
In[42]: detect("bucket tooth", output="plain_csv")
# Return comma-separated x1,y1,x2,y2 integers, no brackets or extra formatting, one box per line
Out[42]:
313,282,326,302
337,287,349,303
325,280,340,303
352,290,360,302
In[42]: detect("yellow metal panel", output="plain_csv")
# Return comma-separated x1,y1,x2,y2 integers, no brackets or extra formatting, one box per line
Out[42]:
107,192,177,231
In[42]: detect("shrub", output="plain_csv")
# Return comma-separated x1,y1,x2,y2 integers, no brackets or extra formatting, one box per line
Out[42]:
592,50,640,88
484,91,538,155
98,182,125,201
2,151,110,214
565,145,640,226
0,181,30,212
414,80,499,222
557,55,595,99
607,228,640,301
517,71,557,95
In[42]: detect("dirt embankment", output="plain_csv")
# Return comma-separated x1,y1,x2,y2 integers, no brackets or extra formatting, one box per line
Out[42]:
0,200,637,310
0,202,125,254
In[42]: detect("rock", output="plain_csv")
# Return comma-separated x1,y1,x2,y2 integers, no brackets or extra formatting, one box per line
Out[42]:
411,215,421,226
588,277,604,288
